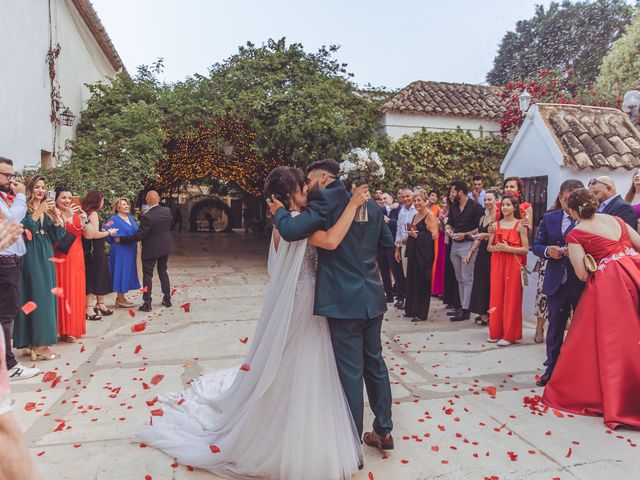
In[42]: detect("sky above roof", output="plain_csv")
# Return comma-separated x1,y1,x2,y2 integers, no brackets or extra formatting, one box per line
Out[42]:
92,0,554,89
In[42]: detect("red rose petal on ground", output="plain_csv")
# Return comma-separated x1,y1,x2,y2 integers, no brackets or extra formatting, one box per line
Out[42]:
566,447,572,458
131,322,147,332
53,421,66,432
180,302,191,312
42,371,56,383
150,409,163,417
145,476,152,480
239,337,249,344
146,396,158,406
48,257,65,264
170,462,178,468
24,402,37,411
210,445,221,454
142,383,150,390
73,444,82,448
545,430,552,436
431,445,439,452
80,344,85,353
128,309,136,318
150,374,164,385
37,451,45,456
50,287,64,298
178,398,185,405
400,459,409,464
134,345,142,354
552,409,565,418
21,301,37,315
485,386,497,396
368,473,374,480
240,364,251,372
51,376,62,388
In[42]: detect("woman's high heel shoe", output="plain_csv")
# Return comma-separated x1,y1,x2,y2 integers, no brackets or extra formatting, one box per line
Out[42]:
94,303,113,316
115,300,134,308
30,348,61,361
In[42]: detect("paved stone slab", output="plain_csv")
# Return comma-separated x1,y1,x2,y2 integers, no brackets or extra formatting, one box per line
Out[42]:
11,232,638,480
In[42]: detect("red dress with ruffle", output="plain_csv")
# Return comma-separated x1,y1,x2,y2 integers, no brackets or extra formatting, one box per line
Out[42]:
543,217,640,429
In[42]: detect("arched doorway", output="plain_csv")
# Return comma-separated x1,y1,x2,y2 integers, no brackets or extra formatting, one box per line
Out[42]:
189,198,234,233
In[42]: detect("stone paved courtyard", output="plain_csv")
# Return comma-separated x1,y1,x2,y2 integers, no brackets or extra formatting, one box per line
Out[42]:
12,232,639,480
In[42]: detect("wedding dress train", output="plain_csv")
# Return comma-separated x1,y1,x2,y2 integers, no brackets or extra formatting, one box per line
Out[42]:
133,235,363,479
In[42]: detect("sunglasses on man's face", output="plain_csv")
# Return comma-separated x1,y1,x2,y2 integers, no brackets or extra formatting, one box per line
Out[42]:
589,179,611,188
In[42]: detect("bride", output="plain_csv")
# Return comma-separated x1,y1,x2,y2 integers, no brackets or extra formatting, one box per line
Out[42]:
133,166,369,479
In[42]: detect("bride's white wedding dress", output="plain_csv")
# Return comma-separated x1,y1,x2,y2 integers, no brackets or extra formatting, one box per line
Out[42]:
133,232,363,479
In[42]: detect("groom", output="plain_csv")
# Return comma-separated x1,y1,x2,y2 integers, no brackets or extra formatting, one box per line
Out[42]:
272,159,395,450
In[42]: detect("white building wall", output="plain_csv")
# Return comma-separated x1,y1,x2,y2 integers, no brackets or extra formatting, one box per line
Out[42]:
0,0,119,171
0,0,52,170
381,112,501,140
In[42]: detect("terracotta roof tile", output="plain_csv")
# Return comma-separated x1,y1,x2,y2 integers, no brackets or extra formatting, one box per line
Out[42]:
537,104,640,170
380,80,505,120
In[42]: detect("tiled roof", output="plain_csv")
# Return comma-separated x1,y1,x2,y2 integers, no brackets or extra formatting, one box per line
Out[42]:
537,103,640,170
72,0,124,72
380,80,505,120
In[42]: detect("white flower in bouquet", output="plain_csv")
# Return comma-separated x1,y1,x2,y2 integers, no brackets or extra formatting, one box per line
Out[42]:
339,148,385,186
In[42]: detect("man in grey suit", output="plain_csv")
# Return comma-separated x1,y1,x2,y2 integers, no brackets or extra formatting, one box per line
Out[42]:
272,159,396,450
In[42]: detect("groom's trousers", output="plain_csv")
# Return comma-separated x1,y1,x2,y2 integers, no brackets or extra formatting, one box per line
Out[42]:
327,314,393,439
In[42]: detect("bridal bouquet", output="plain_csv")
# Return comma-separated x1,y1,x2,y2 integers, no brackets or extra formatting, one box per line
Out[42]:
339,148,385,222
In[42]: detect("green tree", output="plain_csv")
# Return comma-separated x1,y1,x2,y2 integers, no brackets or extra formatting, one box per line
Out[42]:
596,8,640,95
487,0,634,86
376,129,509,196
43,61,167,205
196,38,387,167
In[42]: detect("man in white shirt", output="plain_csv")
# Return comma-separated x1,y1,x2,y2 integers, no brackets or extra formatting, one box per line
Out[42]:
393,189,417,309
0,157,39,381
470,175,486,206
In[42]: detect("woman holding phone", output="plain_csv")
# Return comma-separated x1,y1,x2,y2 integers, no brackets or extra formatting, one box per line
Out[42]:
53,187,97,342
14,176,67,361
403,190,439,322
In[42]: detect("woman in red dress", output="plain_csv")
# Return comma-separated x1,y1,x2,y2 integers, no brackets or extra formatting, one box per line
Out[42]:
54,187,91,342
543,188,640,429
487,195,529,347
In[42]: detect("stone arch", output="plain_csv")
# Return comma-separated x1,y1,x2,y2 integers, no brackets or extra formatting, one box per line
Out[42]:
188,196,234,233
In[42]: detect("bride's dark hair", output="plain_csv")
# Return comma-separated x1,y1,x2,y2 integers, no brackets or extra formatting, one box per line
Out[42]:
264,166,306,211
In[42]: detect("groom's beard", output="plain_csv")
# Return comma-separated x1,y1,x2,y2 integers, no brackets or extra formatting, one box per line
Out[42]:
0,183,10,193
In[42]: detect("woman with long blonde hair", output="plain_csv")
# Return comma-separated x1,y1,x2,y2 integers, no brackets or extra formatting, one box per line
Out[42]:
13,175,66,361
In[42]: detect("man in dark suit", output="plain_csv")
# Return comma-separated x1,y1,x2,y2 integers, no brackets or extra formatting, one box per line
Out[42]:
589,176,638,229
532,180,585,387
273,159,396,451
118,191,175,311
377,192,401,303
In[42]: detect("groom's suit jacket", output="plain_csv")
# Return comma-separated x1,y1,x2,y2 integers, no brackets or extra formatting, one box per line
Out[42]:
275,180,395,319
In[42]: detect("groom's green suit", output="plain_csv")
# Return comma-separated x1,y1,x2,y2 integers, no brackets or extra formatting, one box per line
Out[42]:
274,180,394,438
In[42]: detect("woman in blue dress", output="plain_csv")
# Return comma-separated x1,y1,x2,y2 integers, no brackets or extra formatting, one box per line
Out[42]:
106,198,140,308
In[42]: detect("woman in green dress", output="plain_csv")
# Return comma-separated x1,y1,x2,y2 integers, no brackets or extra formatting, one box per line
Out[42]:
14,175,66,361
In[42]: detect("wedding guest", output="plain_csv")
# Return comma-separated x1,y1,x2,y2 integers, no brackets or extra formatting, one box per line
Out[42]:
0,158,39,380
170,206,183,233
106,198,141,308
82,190,117,320
624,168,640,206
588,175,638,229
383,193,404,304
624,169,640,226
470,175,486,205
543,188,640,429
427,190,441,294
502,177,533,232
432,194,448,298
117,191,175,311
532,180,585,386
393,188,417,309
445,180,484,321
0,329,41,480
467,188,500,326
442,188,461,310
402,191,438,322
54,187,93,342
377,193,395,303
14,175,67,361
487,195,529,346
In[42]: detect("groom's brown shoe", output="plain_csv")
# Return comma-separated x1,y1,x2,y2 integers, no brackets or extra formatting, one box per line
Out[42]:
363,430,394,450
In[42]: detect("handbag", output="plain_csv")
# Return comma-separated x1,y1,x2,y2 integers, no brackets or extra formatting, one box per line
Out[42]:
55,231,76,255
515,255,530,288
584,253,598,273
